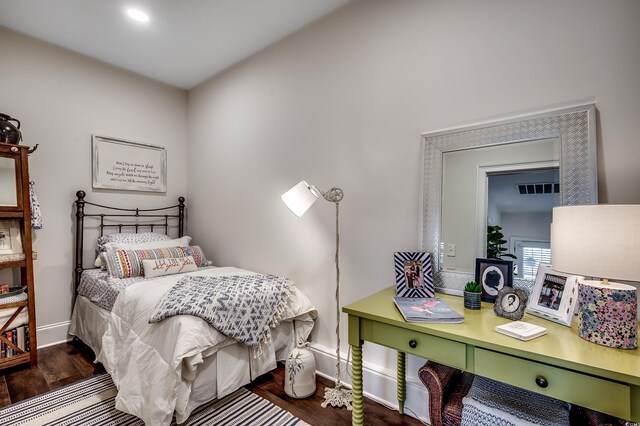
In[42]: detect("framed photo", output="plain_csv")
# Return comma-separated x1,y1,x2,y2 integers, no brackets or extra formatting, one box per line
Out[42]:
526,264,580,326
394,252,434,298
92,135,167,192
475,258,513,303
0,220,22,254
494,287,528,321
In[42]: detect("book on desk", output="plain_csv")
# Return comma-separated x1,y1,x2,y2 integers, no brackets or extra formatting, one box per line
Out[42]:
494,321,547,341
392,296,464,323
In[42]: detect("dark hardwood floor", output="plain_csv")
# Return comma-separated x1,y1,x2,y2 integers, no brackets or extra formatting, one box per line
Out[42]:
0,340,424,425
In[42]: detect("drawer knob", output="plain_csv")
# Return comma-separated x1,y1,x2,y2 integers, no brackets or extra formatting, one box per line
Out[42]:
409,339,417,349
535,376,548,388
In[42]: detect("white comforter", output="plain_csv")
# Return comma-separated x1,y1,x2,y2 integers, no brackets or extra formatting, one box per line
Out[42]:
96,267,316,426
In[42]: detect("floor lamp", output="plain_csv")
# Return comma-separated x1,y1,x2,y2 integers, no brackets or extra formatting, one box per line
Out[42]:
281,181,352,410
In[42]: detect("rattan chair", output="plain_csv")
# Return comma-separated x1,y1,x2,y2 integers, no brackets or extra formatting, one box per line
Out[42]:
417,360,627,426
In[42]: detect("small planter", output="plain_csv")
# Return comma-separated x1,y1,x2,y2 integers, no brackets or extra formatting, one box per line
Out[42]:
464,291,482,310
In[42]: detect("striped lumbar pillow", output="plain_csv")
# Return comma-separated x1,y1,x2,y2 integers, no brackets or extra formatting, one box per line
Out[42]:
105,246,191,278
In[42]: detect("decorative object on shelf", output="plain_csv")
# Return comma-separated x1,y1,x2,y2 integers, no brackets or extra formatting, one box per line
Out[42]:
92,135,167,193
475,258,513,303
0,253,26,263
284,342,317,398
463,281,482,310
494,287,528,320
394,252,434,298
551,204,639,349
29,180,42,230
526,264,580,326
0,113,22,144
0,220,22,255
281,180,351,410
0,285,26,298
486,225,517,260
0,290,27,305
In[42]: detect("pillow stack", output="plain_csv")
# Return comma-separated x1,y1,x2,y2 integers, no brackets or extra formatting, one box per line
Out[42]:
95,233,210,279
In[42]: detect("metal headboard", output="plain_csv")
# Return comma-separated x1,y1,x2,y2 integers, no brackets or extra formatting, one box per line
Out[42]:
74,190,185,292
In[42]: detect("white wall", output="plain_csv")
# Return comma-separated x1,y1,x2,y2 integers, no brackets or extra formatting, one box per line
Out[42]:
188,0,640,420
502,212,553,248
1,0,638,420
441,139,558,273
0,27,188,346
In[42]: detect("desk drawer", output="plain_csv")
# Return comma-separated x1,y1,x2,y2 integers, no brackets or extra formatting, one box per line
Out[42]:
371,322,466,369
475,348,630,419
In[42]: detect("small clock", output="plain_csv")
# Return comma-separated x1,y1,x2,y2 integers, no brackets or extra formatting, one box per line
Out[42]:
494,287,528,321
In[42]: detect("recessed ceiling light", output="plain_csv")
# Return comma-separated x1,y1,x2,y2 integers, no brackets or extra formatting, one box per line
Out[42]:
126,8,150,23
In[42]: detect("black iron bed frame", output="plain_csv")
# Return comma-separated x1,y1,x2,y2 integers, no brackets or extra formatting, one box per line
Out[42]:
74,190,185,292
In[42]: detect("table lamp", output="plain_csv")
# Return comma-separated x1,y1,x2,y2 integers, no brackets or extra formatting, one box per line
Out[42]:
281,181,352,409
551,205,640,349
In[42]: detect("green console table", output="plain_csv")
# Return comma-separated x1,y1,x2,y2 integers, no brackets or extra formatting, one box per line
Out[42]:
343,286,640,425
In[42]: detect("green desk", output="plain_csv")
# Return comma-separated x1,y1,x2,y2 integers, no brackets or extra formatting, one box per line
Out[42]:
343,286,640,425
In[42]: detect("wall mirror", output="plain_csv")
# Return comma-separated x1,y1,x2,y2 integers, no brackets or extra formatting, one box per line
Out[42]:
0,156,18,207
421,104,597,294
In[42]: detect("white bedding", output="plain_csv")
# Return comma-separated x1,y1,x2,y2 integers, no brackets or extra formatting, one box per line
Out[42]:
71,266,316,426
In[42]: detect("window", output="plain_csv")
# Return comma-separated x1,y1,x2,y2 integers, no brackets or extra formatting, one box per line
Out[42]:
513,239,551,280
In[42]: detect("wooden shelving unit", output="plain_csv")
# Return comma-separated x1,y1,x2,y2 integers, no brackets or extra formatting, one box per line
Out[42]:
0,143,37,369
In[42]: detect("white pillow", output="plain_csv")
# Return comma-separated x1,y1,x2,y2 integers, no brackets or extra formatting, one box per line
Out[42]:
97,232,171,253
94,236,192,268
109,235,192,250
142,256,198,278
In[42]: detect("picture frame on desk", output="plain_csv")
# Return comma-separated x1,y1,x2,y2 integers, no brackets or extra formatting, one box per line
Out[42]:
0,220,22,254
475,258,513,303
394,252,434,298
526,263,580,326
494,287,528,321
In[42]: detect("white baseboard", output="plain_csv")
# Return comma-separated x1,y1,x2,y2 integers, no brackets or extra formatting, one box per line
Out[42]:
36,320,72,348
309,342,430,424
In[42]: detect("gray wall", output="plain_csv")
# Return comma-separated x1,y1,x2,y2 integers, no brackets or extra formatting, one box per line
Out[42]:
1,0,639,417
187,0,640,395
0,27,188,345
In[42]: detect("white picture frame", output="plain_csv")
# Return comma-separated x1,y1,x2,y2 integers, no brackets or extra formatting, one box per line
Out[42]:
92,135,167,192
526,263,580,326
0,220,22,254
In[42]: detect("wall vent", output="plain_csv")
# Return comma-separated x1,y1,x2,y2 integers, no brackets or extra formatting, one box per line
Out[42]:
517,182,559,195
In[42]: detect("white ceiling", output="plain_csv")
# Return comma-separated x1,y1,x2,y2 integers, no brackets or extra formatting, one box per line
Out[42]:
488,169,560,215
0,0,351,89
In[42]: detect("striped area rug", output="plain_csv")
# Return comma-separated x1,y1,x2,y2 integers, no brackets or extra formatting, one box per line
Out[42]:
0,374,307,426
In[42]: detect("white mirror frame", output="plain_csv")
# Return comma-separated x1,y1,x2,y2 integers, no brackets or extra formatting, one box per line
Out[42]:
420,104,597,294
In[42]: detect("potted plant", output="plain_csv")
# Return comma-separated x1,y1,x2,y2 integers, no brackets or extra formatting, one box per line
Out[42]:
486,225,517,260
464,281,482,310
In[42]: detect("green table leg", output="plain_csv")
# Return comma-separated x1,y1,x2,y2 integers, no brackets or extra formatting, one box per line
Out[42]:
397,351,406,414
351,344,363,425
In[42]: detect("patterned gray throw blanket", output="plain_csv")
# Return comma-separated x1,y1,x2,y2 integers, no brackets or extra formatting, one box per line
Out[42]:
461,376,570,426
149,274,293,356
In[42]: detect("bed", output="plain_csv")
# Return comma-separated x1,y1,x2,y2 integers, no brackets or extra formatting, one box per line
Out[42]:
68,191,317,425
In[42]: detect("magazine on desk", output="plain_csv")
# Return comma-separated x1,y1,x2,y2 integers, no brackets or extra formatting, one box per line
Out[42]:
392,297,464,323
